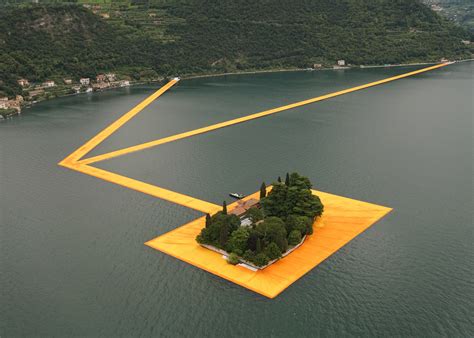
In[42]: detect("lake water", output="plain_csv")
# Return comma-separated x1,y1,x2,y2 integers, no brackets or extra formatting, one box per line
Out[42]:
1,63,473,336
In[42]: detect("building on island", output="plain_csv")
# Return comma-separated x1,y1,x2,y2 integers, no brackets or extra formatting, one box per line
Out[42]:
43,80,55,87
229,198,260,217
17,79,30,87
63,79,73,85
80,78,90,86
313,63,322,69
120,80,130,87
337,60,346,66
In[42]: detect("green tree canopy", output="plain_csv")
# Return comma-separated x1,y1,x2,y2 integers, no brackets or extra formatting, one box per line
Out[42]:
256,216,287,251
226,227,250,255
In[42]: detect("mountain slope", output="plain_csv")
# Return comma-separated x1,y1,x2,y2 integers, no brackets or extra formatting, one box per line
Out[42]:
0,0,471,97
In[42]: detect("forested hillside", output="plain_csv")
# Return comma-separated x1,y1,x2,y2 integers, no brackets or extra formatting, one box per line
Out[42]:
1,0,472,98
423,0,474,33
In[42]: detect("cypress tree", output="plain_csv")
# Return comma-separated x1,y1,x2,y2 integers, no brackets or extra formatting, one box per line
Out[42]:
285,173,290,186
277,176,282,183
219,224,229,246
222,200,227,214
205,213,211,228
256,238,262,253
260,182,266,199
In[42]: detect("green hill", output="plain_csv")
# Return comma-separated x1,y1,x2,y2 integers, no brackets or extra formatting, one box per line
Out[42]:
0,0,472,97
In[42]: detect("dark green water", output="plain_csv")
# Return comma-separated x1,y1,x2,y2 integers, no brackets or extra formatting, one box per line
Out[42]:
1,63,473,336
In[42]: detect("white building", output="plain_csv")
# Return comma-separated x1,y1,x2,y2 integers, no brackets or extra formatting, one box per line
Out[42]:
0,98,7,109
337,60,346,66
80,78,90,86
105,73,116,82
18,79,30,87
43,80,56,87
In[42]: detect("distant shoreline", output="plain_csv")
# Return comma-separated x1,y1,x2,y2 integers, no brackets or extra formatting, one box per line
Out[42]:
2,59,472,120
180,61,440,80
179,59,473,81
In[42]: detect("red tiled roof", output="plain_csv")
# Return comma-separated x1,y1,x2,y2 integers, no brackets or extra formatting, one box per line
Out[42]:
230,207,246,216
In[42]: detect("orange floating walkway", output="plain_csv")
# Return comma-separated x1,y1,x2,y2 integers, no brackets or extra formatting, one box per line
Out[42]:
58,63,450,297
78,63,449,165
67,162,221,213
146,189,392,298
60,78,180,166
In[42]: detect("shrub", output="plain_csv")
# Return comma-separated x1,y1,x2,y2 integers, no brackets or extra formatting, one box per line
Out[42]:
252,253,270,267
255,216,287,251
246,207,264,223
287,215,312,235
227,227,250,254
243,249,255,262
264,242,282,260
228,253,239,265
288,230,302,246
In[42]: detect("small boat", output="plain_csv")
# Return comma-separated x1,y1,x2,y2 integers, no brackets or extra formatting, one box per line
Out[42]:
229,192,244,199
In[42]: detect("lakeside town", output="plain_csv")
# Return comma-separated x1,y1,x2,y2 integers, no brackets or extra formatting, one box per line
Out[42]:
0,73,134,119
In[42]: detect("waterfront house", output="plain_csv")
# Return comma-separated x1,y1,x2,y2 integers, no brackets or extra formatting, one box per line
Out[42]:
0,97,8,109
120,80,130,87
106,73,116,82
80,78,90,86
43,80,55,87
96,74,107,83
337,60,346,66
64,79,73,85
313,63,322,69
92,82,110,90
17,79,30,87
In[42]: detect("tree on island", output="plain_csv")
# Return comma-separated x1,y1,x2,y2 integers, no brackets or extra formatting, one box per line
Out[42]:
261,172,323,220
264,242,282,260
246,207,264,224
256,216,287,252
226,227,250,255
288,229,302,246
222,200,227,214
196,211,240,249
196,172,324,267
219,223,229,246
260,182,267,199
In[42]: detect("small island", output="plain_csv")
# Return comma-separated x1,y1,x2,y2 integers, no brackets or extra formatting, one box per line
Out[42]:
196,172,324,269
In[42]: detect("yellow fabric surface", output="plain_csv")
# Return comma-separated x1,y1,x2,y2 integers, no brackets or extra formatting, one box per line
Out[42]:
145,190,392,298
79,63,449,165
